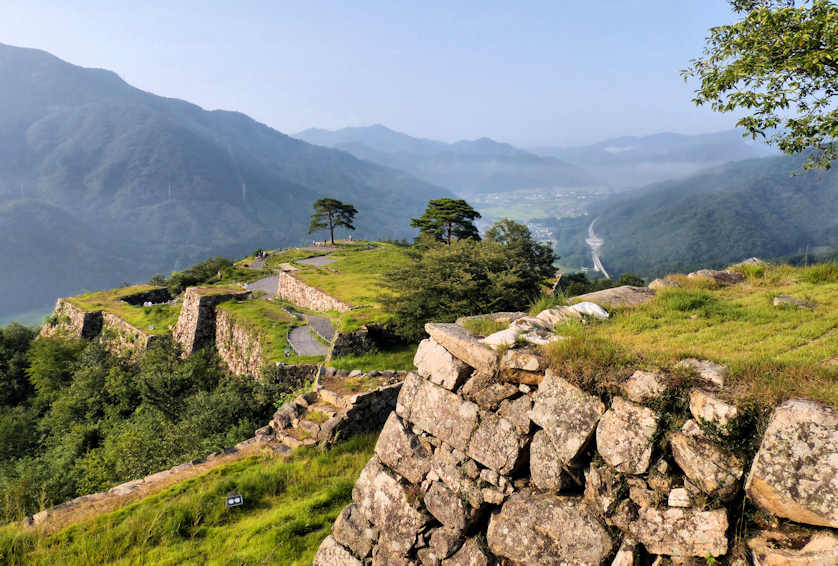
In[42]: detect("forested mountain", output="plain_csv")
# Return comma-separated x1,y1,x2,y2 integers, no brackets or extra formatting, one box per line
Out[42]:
549,153,838,277
295,124,596,194
533,130,777,190
0,44,450,321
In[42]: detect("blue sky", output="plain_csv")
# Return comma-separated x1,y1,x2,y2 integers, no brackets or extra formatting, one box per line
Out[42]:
1,1,740,145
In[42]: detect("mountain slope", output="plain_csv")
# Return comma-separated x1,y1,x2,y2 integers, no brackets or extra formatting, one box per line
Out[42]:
550,153,838,276
534,130,777,189
295,124,596,194
0,43,451,320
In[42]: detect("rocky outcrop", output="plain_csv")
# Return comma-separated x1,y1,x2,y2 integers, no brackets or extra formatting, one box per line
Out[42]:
746,399,838,528
173,287,250,355
573,285,656,307
276,271,352,312
40,298,102,339
314,314,838,565
687,269,746,285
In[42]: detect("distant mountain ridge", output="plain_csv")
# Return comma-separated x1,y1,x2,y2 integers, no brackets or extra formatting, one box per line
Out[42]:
549,153,838,276
0,43,452,321
533,130,778,189
295,124,596,194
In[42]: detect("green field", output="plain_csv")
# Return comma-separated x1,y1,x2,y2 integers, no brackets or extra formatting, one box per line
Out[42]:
0,435,376,566
544,263,838,409
65,285,180,335
217,299,324,365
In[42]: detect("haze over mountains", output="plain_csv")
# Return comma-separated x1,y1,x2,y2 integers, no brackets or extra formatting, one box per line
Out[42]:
0,43,451,322
295,124,596,194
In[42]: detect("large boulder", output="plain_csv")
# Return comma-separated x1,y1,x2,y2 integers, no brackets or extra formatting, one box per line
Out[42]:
414,338,472,391
573,285,656,308
487,491,614,566
648,278,679,290
396,373,479,452
425,323,498,374
745,399,838,528
596,396,658,474
535,306,582,327
313,535,363,566
687,269,746,285
442,539,493,566
529,370,605,465
424,481,481,532
461,372,518,410
628,507,728,557
748,530,838,566
374,413,433,484
352,459,431,555
622,370,667,403
670,428,744,499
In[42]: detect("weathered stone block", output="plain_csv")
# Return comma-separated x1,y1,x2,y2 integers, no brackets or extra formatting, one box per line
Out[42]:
332,504,378,559
628,507,728,557
689,388,738,429
530,429,567,492
746,399,838,528
501,348,544,372
424,481,481,532
313,535,362,566
675,358,728,387
497,395,532,435
429,527,464,560
529,369,605,464
414,338,473,391
670,431,743,499
622,370,667,403
352,459,430,555
461,372,518,410
487,491,614,566
396,374,479,452
596,396,658,474
375,413,433,484
425,323,498,374
611,538,637,566
442,539,492,566
748,530,838,566
466,410,526,475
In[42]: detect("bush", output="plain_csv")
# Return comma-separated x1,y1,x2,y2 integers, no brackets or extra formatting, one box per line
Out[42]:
801,262,838,284
167,257,235,295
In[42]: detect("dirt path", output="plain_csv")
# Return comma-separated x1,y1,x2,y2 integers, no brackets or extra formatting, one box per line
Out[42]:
305,314,335,342
247,274,279,298
289,325,329,356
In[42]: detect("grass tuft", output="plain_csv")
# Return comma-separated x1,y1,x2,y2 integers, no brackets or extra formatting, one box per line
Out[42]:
462,318,509,337
529,294,564,316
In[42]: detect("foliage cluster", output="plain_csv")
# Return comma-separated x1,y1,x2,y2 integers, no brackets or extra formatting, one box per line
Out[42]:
0,335,290,524
152,257,270,296
383,220,557,340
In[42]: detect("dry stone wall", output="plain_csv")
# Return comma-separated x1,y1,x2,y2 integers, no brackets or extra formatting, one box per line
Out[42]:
99,311,163,358
173,287,250,355
214,307,265,378
39,299,102,339
276,271,352,313
314,317,838,566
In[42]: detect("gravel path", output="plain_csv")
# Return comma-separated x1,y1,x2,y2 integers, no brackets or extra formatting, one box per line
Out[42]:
297,255,335,267
305,314,335,342
288,326,329,356
246,274,278,298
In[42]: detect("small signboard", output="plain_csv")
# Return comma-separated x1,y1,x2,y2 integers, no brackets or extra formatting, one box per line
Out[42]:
225,492,244,508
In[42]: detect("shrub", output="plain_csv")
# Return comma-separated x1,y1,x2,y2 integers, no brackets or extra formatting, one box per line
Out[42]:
800,262,838,284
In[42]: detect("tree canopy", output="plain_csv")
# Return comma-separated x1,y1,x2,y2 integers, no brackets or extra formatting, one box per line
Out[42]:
684,0,838,168
410,198,481,245
384,219,556,340
309,198,358,245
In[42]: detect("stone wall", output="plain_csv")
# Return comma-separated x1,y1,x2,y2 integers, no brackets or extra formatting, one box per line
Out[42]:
215,307,265,378
99,311,163,358
276,271,352,313
39,299,102,339
173,287,250,355
314,320,838,566
120,288,172,306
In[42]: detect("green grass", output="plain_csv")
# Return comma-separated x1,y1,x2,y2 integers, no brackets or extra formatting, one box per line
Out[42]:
291,243,413,331
556,263,838,408
217,300,324,365
462,318,509,337
66,286,180,335
263,249,326,270
0,435,376,566
330,343,418,372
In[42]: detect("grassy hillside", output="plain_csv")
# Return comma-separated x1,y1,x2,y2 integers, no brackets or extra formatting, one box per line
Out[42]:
0,435,375,566
546,262,838,409
0,43,451,321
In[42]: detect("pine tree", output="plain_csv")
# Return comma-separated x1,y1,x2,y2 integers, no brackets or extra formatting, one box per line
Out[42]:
410,198,481,245
309,198,358,245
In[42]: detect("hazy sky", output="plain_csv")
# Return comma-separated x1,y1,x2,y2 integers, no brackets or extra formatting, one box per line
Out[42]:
1,1,741,146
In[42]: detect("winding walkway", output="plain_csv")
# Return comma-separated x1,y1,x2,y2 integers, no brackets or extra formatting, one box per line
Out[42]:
288,326,329,356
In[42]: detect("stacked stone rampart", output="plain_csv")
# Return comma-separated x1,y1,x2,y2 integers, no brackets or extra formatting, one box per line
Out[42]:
214,307,265,377
39,299,102,339
276,271,352,313
99,311,163,358
314,319,838,566
173,287,250,355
